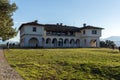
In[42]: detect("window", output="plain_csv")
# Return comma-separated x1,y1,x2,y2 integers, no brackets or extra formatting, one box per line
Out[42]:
92,30,97,34
33,27,36,32
83,30,85,35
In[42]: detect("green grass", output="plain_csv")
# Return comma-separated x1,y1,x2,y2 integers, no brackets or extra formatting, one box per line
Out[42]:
4,48,120,80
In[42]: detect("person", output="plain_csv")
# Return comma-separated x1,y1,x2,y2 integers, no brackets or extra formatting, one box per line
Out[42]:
6,42,9,49
118,46,120,52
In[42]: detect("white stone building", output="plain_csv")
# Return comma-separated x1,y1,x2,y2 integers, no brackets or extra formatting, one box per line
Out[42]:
19,21,103,48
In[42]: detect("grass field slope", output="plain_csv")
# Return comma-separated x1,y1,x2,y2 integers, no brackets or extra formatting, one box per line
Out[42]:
4,48,120,80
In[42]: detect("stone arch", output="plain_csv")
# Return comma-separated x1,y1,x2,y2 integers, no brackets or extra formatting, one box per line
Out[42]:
70,39,75,47
90,39,97,47
64,39,69,47
46,38,51,47
76,39,80,47
52,38,57,47
58,38,63,47
29,37,39,47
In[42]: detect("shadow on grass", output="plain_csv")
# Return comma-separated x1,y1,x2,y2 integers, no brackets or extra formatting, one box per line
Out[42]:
73,63,120,80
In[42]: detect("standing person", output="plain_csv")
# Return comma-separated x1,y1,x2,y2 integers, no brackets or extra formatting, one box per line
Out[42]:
118,46,120,52
7,42,9,49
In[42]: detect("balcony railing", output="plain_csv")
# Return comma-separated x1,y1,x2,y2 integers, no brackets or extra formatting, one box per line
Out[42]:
46,33,75,37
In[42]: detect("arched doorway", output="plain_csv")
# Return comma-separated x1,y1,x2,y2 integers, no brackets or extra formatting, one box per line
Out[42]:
70,39,75,47
76,39,80,47
58,38,63,47
46,38,51,47
64,39,69,47
29,37,39,47
90,39,97,47
52,38,57,47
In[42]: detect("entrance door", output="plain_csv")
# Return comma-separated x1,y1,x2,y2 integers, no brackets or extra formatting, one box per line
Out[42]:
29,38,39,47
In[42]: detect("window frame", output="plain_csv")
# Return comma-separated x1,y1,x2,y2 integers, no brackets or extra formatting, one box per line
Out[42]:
83,30,86,35
33,27,36,32
92,30,97,34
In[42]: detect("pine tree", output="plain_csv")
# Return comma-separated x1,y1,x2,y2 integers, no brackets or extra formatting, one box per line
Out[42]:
0,0,17,41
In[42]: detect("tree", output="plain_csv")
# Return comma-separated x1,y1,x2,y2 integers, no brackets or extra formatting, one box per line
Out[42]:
100,41,106,47
0,0,17,41
100,40,116,48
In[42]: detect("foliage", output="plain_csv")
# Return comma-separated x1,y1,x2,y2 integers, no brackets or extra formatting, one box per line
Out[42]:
0,0,17,41
4,48,120,80
100,40,116,48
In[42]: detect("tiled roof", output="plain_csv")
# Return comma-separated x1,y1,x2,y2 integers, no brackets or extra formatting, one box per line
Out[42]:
44,24,80,32
19,22,80,32
19,21,103,32
19,21,43,30
79,25,104,30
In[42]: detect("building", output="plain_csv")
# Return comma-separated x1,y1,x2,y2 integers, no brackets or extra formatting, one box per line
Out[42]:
19,21,103,48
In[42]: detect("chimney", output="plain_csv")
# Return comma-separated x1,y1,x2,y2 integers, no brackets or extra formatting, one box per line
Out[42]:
56,23,59,25
60,23,63,26
83,23,86,27
34,20,38,23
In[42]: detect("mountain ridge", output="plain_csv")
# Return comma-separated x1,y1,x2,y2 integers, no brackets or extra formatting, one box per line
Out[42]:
101,36,120,46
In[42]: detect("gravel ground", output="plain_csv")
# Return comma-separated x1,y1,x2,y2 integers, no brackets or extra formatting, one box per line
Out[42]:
0,48,24,80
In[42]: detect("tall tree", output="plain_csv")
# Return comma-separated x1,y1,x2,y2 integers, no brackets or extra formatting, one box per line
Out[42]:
100,40,116,48
0,0,17,41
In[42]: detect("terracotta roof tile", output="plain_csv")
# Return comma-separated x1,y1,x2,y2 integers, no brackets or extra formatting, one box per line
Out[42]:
19,22,43,30
79,25,104,30
19,22,104,32
44,24,80,32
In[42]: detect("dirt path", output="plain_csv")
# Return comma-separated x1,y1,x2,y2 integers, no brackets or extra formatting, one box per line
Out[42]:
0,48,24,80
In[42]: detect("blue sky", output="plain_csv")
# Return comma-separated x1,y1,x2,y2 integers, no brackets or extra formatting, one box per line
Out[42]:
10,0,120,41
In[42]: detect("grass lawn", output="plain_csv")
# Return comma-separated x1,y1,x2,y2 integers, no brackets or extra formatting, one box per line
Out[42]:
4,48,120,80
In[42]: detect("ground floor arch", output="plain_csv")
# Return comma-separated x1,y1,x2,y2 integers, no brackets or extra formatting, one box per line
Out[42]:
70,39,75,47
90,39,97,47
58,38,63,47
64,39,69,47
76,39,80,47
46,38,51,47
29,37,39,47
52,38,57,47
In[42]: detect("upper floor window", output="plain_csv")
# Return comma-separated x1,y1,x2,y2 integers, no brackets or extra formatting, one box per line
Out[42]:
33,27,36,32
92,30,97,34
83,30,85,35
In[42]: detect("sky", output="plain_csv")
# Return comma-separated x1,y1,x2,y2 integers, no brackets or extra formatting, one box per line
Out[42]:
10,0,120,42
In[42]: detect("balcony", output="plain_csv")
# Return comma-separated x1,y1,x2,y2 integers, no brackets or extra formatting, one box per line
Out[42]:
46,32,75,37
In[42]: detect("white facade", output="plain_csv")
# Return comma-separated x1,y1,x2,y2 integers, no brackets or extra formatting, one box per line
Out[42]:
19,22,103,48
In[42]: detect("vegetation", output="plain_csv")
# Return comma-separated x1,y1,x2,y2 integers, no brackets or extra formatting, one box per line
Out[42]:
4,48,120,80
100,40,116,48
0,0,17,41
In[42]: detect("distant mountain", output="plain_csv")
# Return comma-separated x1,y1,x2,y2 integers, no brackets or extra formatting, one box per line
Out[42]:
101,36,120,46
103,36,120,41
114,41,120,47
